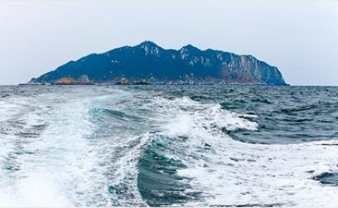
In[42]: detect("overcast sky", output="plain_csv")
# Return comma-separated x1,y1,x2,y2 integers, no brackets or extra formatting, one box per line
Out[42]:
0,1,337,85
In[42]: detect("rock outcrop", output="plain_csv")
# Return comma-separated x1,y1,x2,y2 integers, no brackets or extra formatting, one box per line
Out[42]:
54,77,78,85
78,75,91,84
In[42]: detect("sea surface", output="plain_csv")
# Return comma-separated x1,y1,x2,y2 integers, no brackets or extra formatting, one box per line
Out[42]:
0,85,338,207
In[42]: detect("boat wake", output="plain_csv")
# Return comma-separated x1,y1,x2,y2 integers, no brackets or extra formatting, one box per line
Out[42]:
0,86,337,206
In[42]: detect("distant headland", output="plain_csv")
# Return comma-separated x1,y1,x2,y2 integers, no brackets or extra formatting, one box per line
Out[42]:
26,41,287,86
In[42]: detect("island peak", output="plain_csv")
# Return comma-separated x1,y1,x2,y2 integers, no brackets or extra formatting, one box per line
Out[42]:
181,44,201,52
137,41,161,49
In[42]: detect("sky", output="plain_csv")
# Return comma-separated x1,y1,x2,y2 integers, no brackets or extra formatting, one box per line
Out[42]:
0,1,337,85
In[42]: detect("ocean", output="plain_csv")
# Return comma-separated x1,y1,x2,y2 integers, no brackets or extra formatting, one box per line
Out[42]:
0,85,337,206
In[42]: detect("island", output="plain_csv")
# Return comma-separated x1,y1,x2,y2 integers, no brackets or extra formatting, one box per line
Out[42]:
28,41,287,85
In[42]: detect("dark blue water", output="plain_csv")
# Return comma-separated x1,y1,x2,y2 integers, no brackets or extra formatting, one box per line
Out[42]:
0,85,337,206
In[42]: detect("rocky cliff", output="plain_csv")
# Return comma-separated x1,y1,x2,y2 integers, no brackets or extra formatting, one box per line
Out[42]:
34,41,287,85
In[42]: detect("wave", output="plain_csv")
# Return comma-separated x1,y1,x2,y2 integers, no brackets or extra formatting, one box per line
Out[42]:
136,95,338,206
1,86,338,206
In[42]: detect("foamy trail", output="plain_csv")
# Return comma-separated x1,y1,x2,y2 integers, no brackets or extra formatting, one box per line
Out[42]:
1,86,338,206
0,87,154,206
0,89,113,206
0,93,95,206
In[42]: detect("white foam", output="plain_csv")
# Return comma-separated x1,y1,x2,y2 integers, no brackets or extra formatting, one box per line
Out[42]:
16,173,72,207
0,88,148,206
0,91,108,206
149,95,338,206
150,96,258,135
